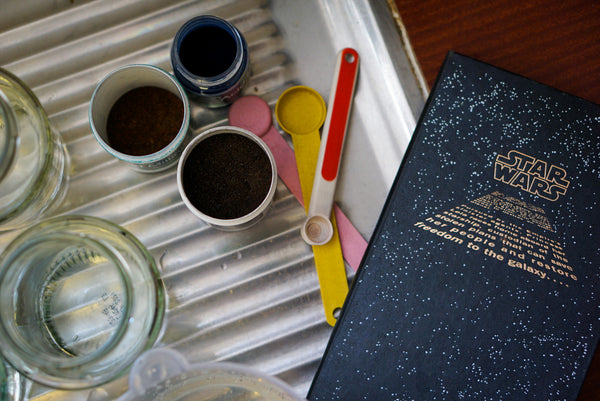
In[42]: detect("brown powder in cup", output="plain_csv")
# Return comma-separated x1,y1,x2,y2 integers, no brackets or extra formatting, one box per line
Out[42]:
182,133,272,219
107,86,184,156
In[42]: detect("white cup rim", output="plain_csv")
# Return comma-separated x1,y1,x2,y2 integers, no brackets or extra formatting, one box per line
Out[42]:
177,126,277,229
89,64,190,170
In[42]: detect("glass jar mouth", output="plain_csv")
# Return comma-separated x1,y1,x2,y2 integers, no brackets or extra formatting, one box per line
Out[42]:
0,233,133,369
0,67,69,230
0,90,17,185
0,216,165,390
171,15,249,96
0,358,6,401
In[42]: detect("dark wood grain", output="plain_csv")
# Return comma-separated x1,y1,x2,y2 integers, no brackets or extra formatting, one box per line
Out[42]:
394,0,600,105
392,1,600,400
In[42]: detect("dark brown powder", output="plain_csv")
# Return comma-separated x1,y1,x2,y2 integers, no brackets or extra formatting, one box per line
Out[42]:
106,86,184,156
182,133,272,219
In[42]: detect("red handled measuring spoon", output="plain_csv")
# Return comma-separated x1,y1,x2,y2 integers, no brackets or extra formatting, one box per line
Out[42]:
302,48,360,245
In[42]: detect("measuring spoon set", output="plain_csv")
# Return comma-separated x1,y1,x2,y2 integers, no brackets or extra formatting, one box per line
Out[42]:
230,48,363,326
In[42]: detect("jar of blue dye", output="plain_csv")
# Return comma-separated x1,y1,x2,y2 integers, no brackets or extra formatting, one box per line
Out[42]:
171,15,250,108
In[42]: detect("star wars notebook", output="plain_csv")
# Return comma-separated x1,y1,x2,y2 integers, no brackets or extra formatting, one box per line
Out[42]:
308,52,600,401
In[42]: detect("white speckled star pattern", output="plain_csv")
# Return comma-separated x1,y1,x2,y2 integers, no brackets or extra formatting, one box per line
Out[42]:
309,52,600,401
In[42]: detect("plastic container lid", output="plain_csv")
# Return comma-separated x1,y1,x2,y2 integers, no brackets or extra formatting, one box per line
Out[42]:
117,348,307,401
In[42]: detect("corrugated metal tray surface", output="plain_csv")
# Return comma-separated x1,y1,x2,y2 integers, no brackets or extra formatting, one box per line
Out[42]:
0,1,423,400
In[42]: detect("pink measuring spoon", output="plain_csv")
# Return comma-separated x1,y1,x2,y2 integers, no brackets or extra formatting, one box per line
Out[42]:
228,95,367,271
228,96,303,203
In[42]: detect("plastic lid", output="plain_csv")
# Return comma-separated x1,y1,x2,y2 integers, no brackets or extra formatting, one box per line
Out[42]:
117,348,306,401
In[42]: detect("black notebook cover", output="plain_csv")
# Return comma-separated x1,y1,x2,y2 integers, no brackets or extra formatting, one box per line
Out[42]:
308,52,600,400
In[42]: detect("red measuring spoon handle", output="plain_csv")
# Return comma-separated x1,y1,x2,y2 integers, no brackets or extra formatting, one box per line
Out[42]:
321,48,360,181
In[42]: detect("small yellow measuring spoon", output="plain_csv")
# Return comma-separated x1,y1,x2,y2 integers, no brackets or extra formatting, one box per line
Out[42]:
275,86,325,203
275,86,349,326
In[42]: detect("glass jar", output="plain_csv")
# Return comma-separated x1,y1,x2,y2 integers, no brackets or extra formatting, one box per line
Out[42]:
171,15,250,108
0,215,165,390
0,358,5,401
0,68,69,231
0,359,23,401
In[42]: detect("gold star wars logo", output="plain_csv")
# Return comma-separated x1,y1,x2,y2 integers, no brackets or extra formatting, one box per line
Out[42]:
494,150,570,201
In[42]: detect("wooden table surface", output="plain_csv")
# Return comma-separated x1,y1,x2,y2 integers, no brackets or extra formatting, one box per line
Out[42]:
390,0,600,400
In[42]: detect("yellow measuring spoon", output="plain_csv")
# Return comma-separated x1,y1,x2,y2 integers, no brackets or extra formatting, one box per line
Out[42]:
275,86,349,326
275,86,325,204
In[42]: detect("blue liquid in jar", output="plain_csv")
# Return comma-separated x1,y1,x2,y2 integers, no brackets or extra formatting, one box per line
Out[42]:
179,25,237,77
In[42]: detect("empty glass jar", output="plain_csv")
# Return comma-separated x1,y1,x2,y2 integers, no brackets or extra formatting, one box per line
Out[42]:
0,215,165,390
0,359,5,401
0,68,69,231
0,358,22,401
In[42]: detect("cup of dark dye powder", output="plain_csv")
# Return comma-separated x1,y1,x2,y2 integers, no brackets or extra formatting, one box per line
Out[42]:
89,64,190,172
177,126,277,230
171,15,250,108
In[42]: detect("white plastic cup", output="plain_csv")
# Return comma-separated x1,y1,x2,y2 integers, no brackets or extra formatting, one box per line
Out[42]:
177,126,277,230
89,64,191,172
116,348,306,401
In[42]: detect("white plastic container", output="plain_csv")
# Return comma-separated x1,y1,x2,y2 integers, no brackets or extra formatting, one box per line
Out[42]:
89,64,191,172
117,348,306,401
177,126,277,230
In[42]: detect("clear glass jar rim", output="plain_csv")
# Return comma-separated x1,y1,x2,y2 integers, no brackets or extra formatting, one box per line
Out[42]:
0,90,17,184
0,358,6,401
0,215,165,389
0,67,63,225
0,232,133,368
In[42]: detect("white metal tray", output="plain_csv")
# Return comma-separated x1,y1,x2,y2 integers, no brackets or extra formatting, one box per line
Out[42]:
0,1,424,399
